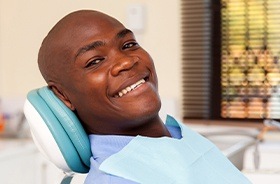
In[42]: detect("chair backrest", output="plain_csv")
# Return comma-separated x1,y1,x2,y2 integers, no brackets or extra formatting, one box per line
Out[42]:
23,87,91,173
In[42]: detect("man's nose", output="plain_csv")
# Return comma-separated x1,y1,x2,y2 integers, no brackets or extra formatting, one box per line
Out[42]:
110,55,139,76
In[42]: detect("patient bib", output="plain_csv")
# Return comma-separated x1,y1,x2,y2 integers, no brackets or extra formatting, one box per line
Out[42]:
99,115,251,184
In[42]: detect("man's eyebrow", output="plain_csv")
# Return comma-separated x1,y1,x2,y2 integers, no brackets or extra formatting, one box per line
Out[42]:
75,29,133,60
75,41,105,59
116,29,133,39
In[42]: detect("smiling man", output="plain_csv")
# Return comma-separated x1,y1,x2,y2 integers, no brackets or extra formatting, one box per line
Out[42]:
38,10,170,138
37,10,251,184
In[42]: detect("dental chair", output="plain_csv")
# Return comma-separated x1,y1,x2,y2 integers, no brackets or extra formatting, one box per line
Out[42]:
23,87,92,184
24,86,261,183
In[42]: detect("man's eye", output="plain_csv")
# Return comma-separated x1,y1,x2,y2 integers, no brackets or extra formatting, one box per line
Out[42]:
85,58,104,68
123,42,139,49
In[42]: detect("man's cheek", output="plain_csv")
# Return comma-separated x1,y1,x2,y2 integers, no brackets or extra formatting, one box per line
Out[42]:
91,73,106,84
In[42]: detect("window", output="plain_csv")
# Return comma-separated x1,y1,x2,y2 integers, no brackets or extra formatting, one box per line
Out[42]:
181,0,214,119
182,0,280,120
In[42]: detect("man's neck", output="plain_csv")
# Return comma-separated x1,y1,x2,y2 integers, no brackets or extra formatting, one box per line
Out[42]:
87,115,171,137
122,115,171,138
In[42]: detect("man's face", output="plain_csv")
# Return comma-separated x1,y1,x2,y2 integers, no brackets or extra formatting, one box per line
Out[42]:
56,12,161,134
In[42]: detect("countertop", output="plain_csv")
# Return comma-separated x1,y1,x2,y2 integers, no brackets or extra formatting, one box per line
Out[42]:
0,138,37,160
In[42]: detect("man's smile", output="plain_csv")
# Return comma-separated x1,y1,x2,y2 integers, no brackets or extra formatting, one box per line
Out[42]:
114,78,146,97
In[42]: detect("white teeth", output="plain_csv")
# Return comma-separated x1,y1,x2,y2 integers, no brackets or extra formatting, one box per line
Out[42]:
116,79,146,97
118,92,123,97
122,89,128,94
130,83,137,89
126,86,132,92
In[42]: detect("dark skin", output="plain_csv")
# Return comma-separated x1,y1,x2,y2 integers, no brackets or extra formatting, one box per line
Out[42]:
38,10,171,137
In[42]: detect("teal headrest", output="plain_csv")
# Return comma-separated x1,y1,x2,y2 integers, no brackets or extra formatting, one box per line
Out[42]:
25,87,91,173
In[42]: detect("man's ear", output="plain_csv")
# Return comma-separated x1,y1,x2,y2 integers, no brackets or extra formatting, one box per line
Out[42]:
48,84,76,111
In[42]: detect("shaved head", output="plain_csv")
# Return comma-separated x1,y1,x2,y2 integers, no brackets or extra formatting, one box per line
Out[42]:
38,10,122,85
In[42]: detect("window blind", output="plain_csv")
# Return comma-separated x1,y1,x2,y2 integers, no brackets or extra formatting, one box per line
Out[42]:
181,0,213,118
182,0,280,120
221,0,280,119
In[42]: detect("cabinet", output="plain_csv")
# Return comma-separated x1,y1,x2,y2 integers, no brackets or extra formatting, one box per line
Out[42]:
0,139,73,184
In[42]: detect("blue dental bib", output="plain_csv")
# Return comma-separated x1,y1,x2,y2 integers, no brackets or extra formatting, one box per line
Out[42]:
99,115,251,184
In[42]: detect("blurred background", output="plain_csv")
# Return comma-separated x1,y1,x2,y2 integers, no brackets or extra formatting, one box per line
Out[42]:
0,0,279,183
0,0,181,100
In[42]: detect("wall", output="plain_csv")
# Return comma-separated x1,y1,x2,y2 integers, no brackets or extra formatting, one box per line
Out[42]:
0,0,182,114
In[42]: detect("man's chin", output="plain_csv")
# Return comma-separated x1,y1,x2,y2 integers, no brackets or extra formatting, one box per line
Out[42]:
131,101,161,121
